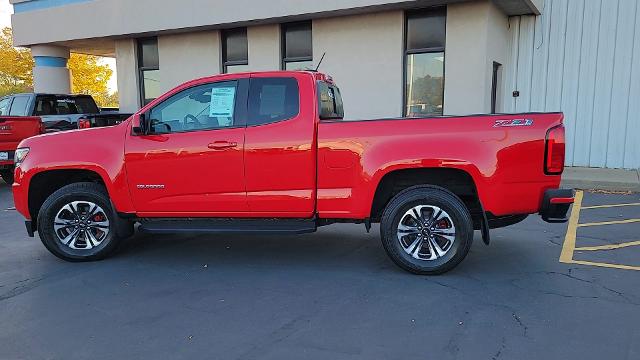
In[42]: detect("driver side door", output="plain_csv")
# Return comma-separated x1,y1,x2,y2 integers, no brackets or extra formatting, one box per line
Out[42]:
125,78,249,216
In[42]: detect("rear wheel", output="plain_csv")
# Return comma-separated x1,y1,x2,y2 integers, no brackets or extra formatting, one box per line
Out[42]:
37,182,124,261
0,169,14,185
380,185,474,275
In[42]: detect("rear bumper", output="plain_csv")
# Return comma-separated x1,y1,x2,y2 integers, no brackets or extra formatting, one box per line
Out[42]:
540,188,574,223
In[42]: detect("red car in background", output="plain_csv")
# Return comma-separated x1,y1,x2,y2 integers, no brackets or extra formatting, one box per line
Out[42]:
11,71,573,274
0,93,131,184
0,95,43,184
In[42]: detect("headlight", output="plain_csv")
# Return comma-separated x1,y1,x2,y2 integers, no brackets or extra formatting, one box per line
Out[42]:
14,147,30,166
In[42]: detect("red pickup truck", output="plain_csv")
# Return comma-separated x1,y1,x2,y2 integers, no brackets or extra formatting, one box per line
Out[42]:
11,71,573,274
0,95,44,184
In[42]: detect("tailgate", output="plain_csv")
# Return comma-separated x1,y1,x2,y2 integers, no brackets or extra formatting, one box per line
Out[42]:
0,116,42,148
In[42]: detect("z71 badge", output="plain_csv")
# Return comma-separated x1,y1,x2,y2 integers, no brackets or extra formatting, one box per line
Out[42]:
493,119,533,127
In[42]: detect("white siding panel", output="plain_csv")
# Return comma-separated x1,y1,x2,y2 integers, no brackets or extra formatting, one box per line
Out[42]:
625,1,640,169
608,0,638,168
505,0,640,170
544,0,568,112
504,17,520,113
515,16,536,112
529,4,551,111
560,0,584,165
572,0,600,167
589,0,619,167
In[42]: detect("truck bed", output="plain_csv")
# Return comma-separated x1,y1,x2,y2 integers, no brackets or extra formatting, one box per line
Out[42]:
317,113,564,218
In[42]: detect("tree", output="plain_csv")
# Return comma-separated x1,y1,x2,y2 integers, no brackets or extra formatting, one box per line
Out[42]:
0,27,118,107
0,27,34,97
68,53,116,107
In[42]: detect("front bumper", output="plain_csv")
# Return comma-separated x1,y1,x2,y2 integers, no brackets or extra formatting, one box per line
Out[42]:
540,188,574,223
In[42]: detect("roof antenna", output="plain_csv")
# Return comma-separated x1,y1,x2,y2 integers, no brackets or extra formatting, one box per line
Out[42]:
315,52,326,72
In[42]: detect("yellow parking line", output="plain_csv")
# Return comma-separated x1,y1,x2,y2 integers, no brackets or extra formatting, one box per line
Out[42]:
577,218,640,227
560,190,583,263
582,202,640,210
560,190,640,271
575,240,640,251
570,260,640,272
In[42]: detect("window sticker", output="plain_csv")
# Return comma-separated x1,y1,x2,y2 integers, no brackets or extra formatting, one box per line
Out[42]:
210,86,236,117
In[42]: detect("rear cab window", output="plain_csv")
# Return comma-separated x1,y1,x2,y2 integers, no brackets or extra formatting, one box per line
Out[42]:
248,77,299,126
317,81,344,121
34,95,99,116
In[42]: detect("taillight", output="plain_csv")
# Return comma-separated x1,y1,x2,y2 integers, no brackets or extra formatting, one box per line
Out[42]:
39,122,46,134
545,125,565,175
78,119,91,129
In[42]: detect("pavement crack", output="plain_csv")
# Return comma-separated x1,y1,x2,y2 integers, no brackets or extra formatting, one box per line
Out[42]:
541,271,640,305
234,317,310,360
492,337,506,360
0,276,45,301
511,313,528,337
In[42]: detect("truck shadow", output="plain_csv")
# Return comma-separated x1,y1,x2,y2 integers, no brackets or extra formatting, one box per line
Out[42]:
113,223,548,276
117,223,392,273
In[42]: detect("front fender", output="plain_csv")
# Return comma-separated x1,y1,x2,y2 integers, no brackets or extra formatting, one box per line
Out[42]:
12,124,135,219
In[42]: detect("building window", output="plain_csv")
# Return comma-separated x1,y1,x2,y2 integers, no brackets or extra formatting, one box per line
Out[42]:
222,28,249,73
281,21,313,70
404,8,446,117
138,37,160,106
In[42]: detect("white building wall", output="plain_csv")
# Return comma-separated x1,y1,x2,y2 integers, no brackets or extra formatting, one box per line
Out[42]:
504,0,640,169
248,25,281,71
313,11,404,120
444,0,510,115
115,39,140,113
158,31,222,93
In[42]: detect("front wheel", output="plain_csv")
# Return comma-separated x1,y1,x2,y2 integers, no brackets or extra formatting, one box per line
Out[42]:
380,185,474,275
37,182,124,261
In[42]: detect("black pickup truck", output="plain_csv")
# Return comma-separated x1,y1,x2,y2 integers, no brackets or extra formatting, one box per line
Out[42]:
0,93,132,132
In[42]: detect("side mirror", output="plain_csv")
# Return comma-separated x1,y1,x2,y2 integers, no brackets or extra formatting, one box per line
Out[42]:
132,113,148,135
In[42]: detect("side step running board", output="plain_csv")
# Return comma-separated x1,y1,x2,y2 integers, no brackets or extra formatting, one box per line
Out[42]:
139,218,317,235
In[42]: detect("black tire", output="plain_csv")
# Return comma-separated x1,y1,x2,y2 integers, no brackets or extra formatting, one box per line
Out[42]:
37,182,124,262
380,185,474,275
0,169,14,185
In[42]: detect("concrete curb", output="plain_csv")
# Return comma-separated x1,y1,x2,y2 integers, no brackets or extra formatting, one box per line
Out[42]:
561,167,640,192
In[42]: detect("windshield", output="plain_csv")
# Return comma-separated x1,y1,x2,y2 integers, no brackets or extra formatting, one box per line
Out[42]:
34,95,99,116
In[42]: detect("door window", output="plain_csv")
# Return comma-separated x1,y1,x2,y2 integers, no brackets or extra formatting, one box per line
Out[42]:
148,81,238,134
248,77,299,126
8,96,30,116
0,98,10,116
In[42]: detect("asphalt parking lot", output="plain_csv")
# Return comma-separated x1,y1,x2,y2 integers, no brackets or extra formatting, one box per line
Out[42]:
0,181,638,360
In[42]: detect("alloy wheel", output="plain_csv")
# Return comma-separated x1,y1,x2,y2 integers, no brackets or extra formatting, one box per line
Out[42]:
53,201,110,250
396,205,456,261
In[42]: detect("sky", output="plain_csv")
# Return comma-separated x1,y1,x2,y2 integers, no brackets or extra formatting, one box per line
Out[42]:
0,0,118,93
1,0,11,28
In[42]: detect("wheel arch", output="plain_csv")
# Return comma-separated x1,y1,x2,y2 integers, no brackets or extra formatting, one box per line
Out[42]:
369,167,484,228
27,168,113,229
